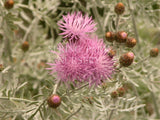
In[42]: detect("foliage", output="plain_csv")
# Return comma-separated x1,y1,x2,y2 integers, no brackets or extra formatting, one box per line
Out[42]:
0,0,160,120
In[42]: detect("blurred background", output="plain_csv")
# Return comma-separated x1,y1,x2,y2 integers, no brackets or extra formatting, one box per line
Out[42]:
0,0,160,120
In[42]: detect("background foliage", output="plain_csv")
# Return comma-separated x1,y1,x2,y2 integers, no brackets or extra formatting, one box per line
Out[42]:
0,0,160,120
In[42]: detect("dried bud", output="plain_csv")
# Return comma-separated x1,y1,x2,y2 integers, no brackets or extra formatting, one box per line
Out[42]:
108,49,116,58
105,32,115,42
47,94,61,108
150,48,159,57
0,64,4,71
117,87,125,97
145,103,154,116
122,82,133,91
115,2,125,15
21,41,29,52
115,31,128,43
37,60,48,69
126,38,137,48
119,52,134,67
111,91,118,98
4,0,14,9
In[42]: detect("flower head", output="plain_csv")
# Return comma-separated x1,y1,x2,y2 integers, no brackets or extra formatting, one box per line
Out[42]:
58,12,97,42
47,36,115,86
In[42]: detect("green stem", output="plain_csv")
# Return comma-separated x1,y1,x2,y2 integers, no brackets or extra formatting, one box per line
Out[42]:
116,15,120,32
65,105,83,120
28,99,46,120
127,0,140,43
23,18,38,42
132,84,146,118
150,92,160,119
134,56,149,66
5,38,13,62
52,79,61,94
0,97,37,103
62,83,89,97
92,7,103,32
108,99,116,120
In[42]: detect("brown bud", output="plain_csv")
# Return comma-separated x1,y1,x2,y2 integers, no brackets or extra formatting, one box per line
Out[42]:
126,38,137,48
21,41,29,52
108,49,116,58
115,2,125,15
111,91,118,98
4,0,14,9
47,94,61,108
150,48,159,57
145,103,154,116
117,87,125,97
119,52,134,67
105,32,115,42
115,31,128,43
37,60,48,69
0,64,4,71
122,82,133,91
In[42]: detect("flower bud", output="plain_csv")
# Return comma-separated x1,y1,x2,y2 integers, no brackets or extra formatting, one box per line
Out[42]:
115,31,128,43
150,48,159,57
117,87,125,97
111,91,118,99
0,64,4,71
126,38,137,48
47,94,61,108
115,2,125,15
21,41,29,52
4,0,14,9
108,49,116,58
105,32,115,42
119,52,134,67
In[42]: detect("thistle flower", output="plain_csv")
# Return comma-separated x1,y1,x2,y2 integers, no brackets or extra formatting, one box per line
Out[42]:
58,12,97,42
47,36,115,86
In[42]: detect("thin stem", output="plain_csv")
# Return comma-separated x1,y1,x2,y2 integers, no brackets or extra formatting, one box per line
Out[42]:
0,97,37,103
115,15,120,32
5,38,13,62
108,100,116,120
65,105,83,120
132,84,146,118
52,79,61,94
23,18,38,42
134,56,149,66
0,108,36,114
28,99,46,120
127,0,140,43
92,7,103,33
62,83,89,97
150,91,160,119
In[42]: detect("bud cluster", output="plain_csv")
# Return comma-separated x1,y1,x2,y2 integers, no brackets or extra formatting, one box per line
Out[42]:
111,87,126,99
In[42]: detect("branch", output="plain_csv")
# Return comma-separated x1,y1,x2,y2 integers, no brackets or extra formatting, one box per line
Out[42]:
65,105,83,120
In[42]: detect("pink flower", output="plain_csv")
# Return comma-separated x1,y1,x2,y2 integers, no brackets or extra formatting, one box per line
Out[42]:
47,36,115,86
58,12,97,42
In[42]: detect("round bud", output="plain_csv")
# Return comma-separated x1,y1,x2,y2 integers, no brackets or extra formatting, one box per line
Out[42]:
150,48,159,57
111,91,118,99
108,49,116,58
105,32,115,42
47,94,61,108
145,103,154,116
0,64,4,71
115,31,128,43
119,52,134,67
126,38,137,48
117,87,125,97
114,2,125,15
122,82,133,91
21,41,29,52
4,0,14,9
